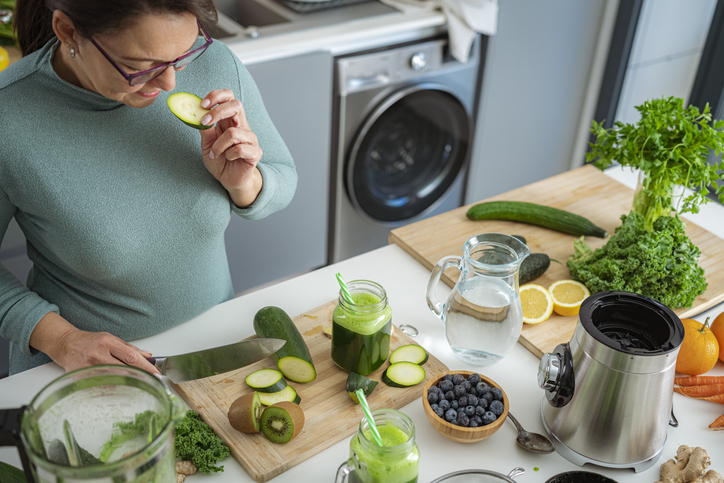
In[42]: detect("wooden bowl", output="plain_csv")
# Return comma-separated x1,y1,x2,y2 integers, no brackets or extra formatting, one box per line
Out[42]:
422,370,509,444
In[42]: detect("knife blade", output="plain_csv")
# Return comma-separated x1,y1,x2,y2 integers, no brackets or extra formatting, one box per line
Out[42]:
146,338,286,383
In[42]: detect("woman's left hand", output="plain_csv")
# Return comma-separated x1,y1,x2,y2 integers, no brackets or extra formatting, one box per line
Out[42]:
199,89,263,208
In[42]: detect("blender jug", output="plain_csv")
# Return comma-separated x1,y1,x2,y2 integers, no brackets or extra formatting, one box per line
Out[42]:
0,365,185,482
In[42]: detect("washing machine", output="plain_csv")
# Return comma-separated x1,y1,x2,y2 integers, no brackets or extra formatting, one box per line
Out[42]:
330,35,484,262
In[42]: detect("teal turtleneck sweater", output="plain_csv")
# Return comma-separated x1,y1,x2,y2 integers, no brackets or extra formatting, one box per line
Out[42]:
0,39,297,374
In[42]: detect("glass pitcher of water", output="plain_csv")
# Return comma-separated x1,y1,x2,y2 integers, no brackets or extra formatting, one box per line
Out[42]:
426,233,530,366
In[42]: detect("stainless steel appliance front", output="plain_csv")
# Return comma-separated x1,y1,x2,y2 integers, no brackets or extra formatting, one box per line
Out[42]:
330,37,483,262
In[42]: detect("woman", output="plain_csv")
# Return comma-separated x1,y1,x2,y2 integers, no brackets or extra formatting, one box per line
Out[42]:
0,0,297,375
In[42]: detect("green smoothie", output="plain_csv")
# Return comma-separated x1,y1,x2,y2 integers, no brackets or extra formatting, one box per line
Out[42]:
331,291,392,375
348,423,419,483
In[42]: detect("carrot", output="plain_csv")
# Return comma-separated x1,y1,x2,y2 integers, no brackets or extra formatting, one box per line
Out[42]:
674,384,724,397
710,414,724,428
675,376,724,386
697,394,724,405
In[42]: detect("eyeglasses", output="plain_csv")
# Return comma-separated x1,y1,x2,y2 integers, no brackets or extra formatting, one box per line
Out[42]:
87,20,213,86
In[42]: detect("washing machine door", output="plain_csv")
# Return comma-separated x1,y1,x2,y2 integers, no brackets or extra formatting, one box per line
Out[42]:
345,83,470,223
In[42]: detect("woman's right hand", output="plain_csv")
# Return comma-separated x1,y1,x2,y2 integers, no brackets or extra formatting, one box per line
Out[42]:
30,312,161,376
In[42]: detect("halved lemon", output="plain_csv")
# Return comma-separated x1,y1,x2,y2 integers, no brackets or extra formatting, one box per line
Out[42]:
548,280,590,317
520,284,553,324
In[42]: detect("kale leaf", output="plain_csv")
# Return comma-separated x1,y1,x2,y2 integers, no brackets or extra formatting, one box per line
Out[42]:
174,410,230,474
567,211,707,308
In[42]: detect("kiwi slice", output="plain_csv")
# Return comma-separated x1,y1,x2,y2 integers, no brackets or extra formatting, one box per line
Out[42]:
260,401,305,444
228,392,263,433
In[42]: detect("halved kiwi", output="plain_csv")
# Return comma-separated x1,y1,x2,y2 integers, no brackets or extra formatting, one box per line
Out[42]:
228,392,263,433
260,401,305,444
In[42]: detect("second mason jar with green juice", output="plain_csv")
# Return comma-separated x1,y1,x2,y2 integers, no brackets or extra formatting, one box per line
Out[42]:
331,280,392,375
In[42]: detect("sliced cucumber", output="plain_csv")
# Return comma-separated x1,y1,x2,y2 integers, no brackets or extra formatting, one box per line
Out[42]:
245,368,288,393
167,92,212,130
382,362,426,388
389,344,428,365
346,372,378,404
257,385,301,406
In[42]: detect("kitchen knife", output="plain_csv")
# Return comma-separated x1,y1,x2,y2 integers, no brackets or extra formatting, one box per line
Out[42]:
147,338,286,383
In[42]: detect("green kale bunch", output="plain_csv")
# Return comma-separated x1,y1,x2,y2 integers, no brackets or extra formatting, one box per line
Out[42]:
567,211,706,308
175,410,230,474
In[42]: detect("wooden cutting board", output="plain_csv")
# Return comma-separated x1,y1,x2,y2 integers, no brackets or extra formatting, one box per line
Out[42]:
170,301,449,482
389,165,724,358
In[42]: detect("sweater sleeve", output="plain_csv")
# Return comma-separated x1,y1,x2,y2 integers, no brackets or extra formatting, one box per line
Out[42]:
226,51,298,220
0,189,59,357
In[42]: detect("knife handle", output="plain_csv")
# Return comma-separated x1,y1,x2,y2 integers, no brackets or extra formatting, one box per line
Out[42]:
146,357,166,368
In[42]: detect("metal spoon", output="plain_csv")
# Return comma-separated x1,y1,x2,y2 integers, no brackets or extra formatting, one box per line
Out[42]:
507,411,555,454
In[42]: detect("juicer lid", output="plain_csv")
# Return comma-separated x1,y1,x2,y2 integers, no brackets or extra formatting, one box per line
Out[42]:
578,291,684,355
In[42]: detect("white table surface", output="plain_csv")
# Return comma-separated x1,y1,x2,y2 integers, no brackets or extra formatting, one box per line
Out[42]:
2,166,723,482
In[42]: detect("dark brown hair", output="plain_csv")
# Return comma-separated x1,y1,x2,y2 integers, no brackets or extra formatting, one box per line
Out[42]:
14,0,218,56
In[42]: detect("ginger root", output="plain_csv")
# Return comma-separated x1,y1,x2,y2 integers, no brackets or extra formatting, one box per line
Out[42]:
656,445,723,483
175,461,197,475
176,474,185,483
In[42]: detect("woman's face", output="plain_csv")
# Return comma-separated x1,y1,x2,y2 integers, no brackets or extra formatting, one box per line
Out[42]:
72,12,200,108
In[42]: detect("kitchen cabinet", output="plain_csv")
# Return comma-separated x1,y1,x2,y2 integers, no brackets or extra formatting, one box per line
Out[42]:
226,51,332,294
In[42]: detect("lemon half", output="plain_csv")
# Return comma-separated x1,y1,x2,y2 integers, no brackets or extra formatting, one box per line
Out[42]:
548,280,590,317
520,284,553,324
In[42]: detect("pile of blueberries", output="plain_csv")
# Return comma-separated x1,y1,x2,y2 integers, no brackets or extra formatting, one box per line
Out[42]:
427,373,505,427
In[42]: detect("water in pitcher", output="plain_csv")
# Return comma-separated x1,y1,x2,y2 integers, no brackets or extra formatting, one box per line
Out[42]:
445,276,523,365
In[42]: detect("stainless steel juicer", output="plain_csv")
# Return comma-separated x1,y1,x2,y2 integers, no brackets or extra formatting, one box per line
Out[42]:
537,291,684,472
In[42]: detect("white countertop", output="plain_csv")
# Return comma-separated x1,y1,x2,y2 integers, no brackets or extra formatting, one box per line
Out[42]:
2,165,723,482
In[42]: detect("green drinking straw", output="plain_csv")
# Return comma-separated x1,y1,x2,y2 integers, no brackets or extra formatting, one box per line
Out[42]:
335,273,355,304
356,389,384,447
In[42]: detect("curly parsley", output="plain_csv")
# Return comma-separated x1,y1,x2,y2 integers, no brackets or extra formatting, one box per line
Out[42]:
174,410,230,474
567,212,707,308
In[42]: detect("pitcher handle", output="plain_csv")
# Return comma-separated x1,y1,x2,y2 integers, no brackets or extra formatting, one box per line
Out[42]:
334,459,357,483
426,255,461,319
0,406,36,482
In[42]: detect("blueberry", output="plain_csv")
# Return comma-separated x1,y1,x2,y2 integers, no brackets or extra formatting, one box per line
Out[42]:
464,405,476,417
482,411,497,425
472,415,483,425
452,374,466,385
482,392,493,403
429,385,441,395
475,405,486,416
445,390,455,401
463,380,472,392
443,374,454,382
469,420,479,428
445,409,458,422
450,400,459,410
468,373,482,385
467,395,479,407
454,385,466,398
477,398,488,410
489,400,504,416
439,399,451,411
457,414,470,427
434,406,445,418
431,403,439,412
427,392,439,404
458,395,468,407
439,380,454,392
476,382,490,395
491,388,504,401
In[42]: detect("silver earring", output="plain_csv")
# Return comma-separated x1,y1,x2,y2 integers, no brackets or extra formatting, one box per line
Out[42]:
70,48,75,58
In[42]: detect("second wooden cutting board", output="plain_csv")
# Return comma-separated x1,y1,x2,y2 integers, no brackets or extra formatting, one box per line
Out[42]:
170,301,449,482
389,165,724,358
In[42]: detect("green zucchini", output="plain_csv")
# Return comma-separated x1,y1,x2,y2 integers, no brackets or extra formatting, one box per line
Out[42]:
257,385,301,406
167,92,213,130
346,372,378,404
520,253,552,284
0,462,26,483
466,201,608,238
389,344,428,365
381,362,426,388
253,306,317,383
245,368,288,393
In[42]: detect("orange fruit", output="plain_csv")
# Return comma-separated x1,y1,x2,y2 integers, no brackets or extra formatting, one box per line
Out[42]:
710,311,724,363
676,317,720,376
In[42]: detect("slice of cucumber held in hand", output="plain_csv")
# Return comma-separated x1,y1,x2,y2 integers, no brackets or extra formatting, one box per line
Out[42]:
167,92,212,130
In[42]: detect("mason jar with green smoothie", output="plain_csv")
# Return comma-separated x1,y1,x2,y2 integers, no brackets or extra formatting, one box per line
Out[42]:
335,409,420,483
331,279,392,375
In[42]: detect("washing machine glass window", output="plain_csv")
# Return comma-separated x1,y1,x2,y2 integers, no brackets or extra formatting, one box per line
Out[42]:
346,84,470,223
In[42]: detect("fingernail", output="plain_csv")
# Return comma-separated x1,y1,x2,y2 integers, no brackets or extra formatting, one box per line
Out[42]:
201,114,211,125
201,99,210,108
208,151,215,159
